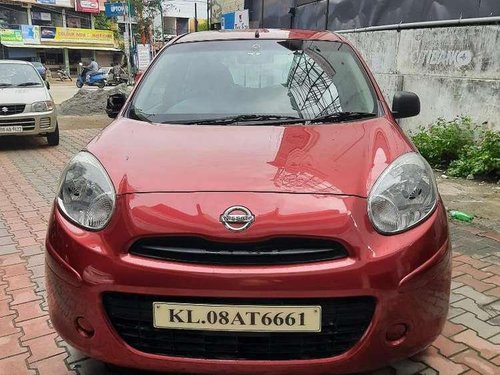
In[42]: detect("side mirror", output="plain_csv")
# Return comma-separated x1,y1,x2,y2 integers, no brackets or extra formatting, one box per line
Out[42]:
392,91,420,119
106,93,126,118
45,80,50,90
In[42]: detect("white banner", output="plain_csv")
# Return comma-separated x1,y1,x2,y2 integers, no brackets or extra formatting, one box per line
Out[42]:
163,1,197,19
137,44,151,71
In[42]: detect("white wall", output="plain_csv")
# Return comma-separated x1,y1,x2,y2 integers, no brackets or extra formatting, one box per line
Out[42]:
343,25,500,132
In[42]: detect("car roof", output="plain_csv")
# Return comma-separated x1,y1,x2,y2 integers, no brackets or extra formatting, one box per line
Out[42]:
0,60,33,65
174,29,346,44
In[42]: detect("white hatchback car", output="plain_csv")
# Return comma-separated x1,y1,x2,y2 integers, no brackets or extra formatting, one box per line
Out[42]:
0,60,58,145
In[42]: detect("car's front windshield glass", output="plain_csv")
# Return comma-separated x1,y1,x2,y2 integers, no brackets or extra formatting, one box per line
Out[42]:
0,63,44,88
130,39,378,124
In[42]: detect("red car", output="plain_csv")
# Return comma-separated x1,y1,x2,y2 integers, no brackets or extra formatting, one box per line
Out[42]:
46,30,451,374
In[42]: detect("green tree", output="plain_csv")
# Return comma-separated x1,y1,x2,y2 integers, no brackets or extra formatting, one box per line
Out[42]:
130,0,162,44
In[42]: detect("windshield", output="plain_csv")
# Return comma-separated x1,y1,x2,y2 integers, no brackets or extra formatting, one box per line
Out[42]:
130,39,378,124
0,63,44,88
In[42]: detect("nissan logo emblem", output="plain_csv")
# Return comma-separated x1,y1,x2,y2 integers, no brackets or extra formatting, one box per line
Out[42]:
220,206,255,232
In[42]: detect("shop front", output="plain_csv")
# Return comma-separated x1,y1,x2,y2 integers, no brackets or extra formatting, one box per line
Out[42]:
1,25,122,77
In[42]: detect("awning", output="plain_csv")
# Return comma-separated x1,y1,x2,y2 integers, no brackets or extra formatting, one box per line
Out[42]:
1,42,121,52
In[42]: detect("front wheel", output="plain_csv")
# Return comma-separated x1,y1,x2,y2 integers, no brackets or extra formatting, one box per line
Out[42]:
76,80,83,88
97,80,105,89
47,124,59,146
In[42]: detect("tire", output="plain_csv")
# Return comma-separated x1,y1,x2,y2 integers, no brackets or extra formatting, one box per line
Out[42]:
76,80,83,88
97,80,105,89
47,124,59,146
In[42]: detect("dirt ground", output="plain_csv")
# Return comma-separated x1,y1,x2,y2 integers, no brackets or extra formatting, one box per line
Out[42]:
59,115,113,130
436,174,500,230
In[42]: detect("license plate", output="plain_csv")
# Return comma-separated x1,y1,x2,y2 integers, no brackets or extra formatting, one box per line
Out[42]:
0,126,23,133
153,302,322,332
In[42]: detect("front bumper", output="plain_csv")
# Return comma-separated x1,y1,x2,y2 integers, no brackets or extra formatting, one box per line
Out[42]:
0,110,57,136
46,193,451,374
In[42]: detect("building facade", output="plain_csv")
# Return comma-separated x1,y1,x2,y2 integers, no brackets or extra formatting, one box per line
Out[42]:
0,0,122,76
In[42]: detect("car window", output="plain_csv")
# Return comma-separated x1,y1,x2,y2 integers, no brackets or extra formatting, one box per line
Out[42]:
0,63,44,87
130,40,378,124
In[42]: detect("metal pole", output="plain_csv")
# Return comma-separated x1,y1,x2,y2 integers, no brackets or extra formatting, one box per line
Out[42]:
207,0,210,30
194,3,198,32
338,16,500,33
125,0,133,83
160,2,165,42
325,0,330,30
260,0,264,28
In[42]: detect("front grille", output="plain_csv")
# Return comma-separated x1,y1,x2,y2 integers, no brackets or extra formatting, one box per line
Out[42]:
0,104,25,115
0,118,35,131
103,293,375,360
130,237,348,265
40,117,51,129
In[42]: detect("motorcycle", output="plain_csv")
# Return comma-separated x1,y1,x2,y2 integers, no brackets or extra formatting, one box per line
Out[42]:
109,66,128,85
76,64,107,89
57,68,72,81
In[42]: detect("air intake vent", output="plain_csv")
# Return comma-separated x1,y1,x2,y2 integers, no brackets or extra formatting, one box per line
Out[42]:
130,236,348,265
40,117,51,129
103,293,376,360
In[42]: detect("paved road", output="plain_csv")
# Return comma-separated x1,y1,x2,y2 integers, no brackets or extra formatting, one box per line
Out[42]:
0,130,499,375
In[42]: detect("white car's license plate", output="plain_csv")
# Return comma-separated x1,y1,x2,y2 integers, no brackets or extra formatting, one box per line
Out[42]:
0,126,23,133
153,302,322,332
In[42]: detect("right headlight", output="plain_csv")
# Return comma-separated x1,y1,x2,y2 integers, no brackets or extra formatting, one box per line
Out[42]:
57,152,115,231
368,152,438,234
32,100,54,112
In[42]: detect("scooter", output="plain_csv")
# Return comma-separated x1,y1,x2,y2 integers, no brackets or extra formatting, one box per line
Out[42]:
76,65,107,89
57,68,72,81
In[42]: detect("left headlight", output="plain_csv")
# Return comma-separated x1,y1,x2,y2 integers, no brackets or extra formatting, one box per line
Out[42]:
32,100,54,112
57,152,115,231
368,152,438,235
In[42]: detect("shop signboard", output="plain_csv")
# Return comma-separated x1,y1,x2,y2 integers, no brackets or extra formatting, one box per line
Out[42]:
21,25,41,44
40,27,114,45
32,12,52,21
105,2,126,17
75,0,100,14
33,0,72,6
0,29,24,44
221,9,249,30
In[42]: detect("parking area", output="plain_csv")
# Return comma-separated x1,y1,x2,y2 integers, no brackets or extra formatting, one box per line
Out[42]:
0,130,499,375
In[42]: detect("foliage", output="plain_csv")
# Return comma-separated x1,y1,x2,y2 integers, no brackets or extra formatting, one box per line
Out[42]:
130,0,162,43
447,131,500,178
94,12,112,30
411,116,474,168
411,116,499,179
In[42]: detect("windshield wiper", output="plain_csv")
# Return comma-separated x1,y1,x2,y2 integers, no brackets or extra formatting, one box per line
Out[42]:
16,82,42,87
173,114,304,125
309,111,377,124
129,106,154,123
0,83,13,87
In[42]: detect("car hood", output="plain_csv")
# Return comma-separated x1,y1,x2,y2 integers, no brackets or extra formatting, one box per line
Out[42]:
0,87,50,104
87,117,414,197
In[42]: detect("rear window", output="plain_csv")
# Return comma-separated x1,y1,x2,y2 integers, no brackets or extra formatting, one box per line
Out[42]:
130,39,378,124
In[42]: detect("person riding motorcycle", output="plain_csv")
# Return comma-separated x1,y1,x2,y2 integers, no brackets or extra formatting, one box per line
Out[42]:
85,57,99,82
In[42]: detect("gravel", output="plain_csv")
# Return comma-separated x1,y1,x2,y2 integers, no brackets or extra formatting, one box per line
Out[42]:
58,84,131,116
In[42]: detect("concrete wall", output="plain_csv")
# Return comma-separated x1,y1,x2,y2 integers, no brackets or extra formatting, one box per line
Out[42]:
342,25,500,132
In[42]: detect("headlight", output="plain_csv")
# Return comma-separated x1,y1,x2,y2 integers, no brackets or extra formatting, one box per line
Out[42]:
368,152,438,234
57,152,115,230
32,100,54,112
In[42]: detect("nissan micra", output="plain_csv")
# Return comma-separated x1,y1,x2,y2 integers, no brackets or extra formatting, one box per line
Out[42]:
46,30,451,374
